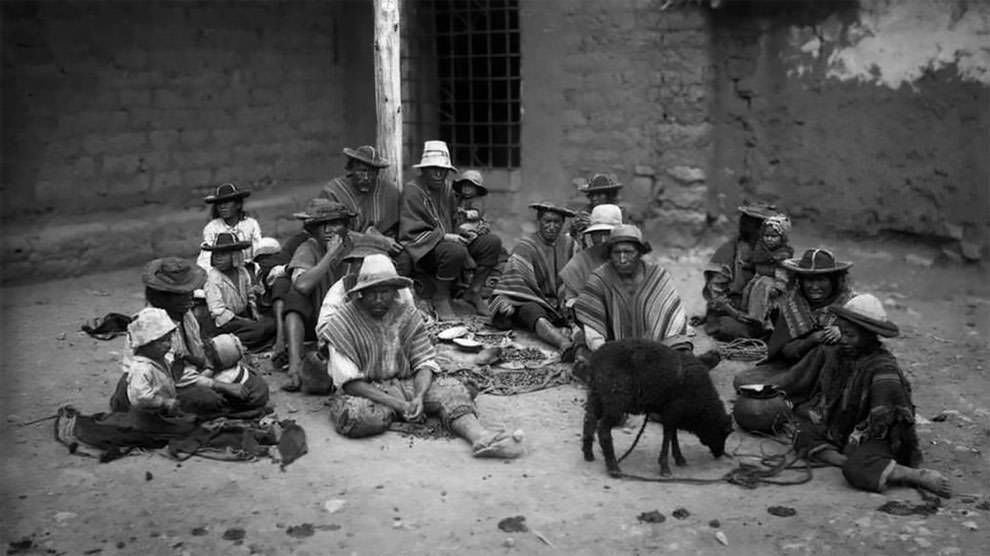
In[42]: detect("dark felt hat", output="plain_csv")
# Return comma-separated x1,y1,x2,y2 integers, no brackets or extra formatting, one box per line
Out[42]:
201,232,252,252
293,198,357,225
581,173,623,194
606,224,652,254
342,232,393,261
453,169,489,197
343,145,390,169
204,183,250,204
142,257,207,293
736,200,779,219
830,294,900,338
782,248,853,275
529,201,577,218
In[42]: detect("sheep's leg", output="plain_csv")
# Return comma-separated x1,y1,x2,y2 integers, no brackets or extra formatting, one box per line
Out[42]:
670,428,687,467
582,392,599,462
598,418,621,477
658,423,674,477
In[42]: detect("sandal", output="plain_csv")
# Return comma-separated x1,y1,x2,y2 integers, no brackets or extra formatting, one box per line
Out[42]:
472,430,525,459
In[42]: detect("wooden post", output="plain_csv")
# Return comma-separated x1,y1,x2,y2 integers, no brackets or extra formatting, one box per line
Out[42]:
374,0,403,191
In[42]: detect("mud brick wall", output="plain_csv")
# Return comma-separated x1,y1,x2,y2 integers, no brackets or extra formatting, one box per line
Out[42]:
520,0,715,246
1,0,352,221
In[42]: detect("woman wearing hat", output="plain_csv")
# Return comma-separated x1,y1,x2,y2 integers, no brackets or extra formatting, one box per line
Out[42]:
196,183,264,270
398,141,503,320
490,202,578,354
568,173,624,244
572,224,689,372
702,200,783,340
202,232,275,350
140,257,270,418
792,294,951,498
322,254,524,459
321,145,402,249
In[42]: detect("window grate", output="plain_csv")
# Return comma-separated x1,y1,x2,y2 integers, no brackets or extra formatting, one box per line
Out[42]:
403,0,521,169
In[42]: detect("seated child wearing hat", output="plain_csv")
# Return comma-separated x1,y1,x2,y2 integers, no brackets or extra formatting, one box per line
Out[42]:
740,215,794,331
453,170,491,241
203,233,276,350
120,308,185,418
196,183,264,271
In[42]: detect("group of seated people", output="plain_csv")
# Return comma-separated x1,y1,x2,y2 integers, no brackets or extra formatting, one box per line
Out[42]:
107,139,950,495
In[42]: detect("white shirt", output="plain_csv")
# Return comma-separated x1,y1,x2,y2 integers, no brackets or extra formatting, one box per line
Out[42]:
197,217,263,269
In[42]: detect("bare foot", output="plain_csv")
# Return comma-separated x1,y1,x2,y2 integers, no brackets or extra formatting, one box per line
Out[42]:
280,369,301,392
472,430,524,459
914,469,952,498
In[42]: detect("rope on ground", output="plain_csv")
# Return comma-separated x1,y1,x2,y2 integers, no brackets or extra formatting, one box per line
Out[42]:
716,338,768,362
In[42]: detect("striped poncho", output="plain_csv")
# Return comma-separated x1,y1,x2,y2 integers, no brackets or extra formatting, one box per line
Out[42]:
574,261,687,344
489,233,575,320
321,298,439,383
398,179,457,263
322,175,400,238
558,244,609,303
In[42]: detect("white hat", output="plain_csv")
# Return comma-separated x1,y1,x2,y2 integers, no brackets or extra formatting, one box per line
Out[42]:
254,237,282,258
413,140,458,171
347,254,414,296
583,204,623,235
831,293,899,338
210,333,245,369
128,307,176,349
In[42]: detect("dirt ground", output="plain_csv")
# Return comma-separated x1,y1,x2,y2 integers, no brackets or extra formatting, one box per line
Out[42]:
1,229,988,556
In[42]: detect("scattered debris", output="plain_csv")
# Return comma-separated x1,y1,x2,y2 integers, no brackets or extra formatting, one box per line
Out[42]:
145,471,153,481
54,511,78,524
532,529,554,548
56,332,67,341
672,508,690,520
222,528,246,541
715,531,729,546
904,253,935,268
316,524,341,531
876,499,939,516
962,520,979,531
191,527,208,536
975,499,990,511
709,519,721,528
767,505,797,517
637,510,666,523
323,498,346,514
286,523,315,538
503,537,515,548
498,515,529,533
8,537,36,555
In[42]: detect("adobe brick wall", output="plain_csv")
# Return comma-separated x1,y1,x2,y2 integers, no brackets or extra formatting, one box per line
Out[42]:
1,0,366,221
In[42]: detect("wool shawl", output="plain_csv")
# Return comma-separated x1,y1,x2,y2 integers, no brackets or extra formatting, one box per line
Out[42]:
322,175,400,238
322,299,437,382
775,276,854,340
703,239,755,305
559,244,609,301
490,232,575,318
811,347,921,467
398,179,456,263
574,261,687,343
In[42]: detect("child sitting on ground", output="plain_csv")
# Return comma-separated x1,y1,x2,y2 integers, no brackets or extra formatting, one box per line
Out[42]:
203,233,276,350
453,169,491,243
120,307,184,418
742,214,794,331
197,183,264,270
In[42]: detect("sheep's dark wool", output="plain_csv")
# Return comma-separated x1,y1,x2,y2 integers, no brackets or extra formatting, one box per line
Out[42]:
582,339,733,477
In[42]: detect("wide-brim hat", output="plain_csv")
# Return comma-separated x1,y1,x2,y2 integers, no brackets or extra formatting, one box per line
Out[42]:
831,294,899,338
583,203,623,234
128,307,177,349
529,201,577,218
293,198,357,224
737,200,779,219
782,248,853,275
202,232,252,252
343,145,390,168
254,237,282,258
142,257,207,293
342,232,393,261
204,183,250,204
581,173,623,194
412,140,458,171
606,224,652,254
347,254,414,296
453,169,488,196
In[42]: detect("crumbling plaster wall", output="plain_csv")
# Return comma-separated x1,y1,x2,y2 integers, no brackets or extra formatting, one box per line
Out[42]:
711,0,990,254
1,0,356,221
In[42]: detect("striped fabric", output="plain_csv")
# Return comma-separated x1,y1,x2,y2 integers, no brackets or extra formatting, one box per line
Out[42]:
558,244,609,302
322,176,400,238
573,261,687,343
490,233,575,318
398,179,456,263
777,278,854,339
322,298,438,382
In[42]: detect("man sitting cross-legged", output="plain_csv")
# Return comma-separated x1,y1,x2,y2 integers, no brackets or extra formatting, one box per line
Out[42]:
322,254,524,459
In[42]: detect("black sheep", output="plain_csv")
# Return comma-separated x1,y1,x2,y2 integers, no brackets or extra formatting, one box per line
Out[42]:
582,339,732,477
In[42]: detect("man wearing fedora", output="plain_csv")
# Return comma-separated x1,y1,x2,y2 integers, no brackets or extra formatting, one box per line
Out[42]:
702,200,784,341
573,224,689,375
560,203,623,307
321,145,402,254
322,254,524,459
202,232,275,350
569,173,624,246
793,293,951,498
279,198,362,391
398,140,502,320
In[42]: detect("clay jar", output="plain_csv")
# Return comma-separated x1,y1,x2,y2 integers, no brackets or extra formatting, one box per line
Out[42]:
732,384,793,434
